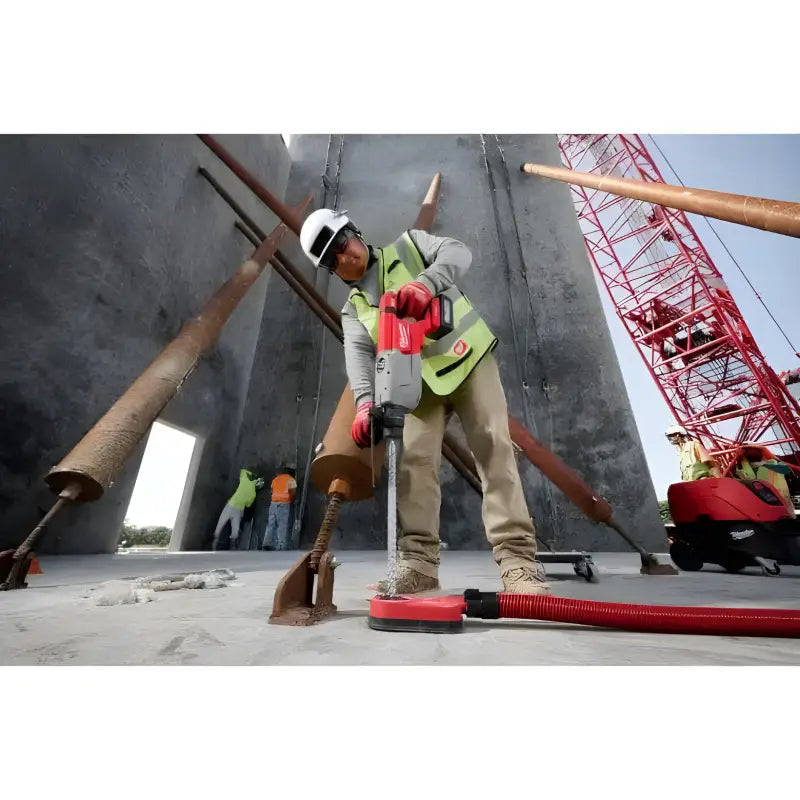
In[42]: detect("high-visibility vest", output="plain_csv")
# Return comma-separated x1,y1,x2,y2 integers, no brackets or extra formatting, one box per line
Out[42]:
735,458,757,481
271,474,297,504
228,469,259,510
756,460,792,508
679,440,712,481
348,232,497,396
736,458,792,508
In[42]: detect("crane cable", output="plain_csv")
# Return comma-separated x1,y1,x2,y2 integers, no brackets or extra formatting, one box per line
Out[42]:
646,135,798,357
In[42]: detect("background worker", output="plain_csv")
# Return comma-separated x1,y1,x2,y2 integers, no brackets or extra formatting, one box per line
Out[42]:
735,444,793,510
212,468,264,551
665,425,721,481
299,208,550,596
262,466,297,550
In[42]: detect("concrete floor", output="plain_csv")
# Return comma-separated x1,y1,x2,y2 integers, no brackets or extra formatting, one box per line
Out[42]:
2,551,800,665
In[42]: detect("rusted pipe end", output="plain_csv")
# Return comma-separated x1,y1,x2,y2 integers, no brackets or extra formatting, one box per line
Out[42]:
422,172,442,205
45,469,98,501
251,224,287,268
590,496,614,525
414,172,444,232
327,477,351,500
311,388,385,500
292,192,315,226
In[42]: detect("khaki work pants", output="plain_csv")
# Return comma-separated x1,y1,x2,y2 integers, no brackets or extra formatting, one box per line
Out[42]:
397,353,538,578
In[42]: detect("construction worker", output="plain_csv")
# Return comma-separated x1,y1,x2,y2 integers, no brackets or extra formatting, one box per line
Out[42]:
212,468,264,551
263,466,297,551
299,208,550,595
665,425,721,481
735,445,793,510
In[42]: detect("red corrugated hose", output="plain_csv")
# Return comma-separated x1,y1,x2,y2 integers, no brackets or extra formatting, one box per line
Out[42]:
496,593,800,638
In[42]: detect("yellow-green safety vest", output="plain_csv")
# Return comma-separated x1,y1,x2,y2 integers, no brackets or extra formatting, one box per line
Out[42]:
348,232,497,397
758,461,792,507
679,440,712,481
736,458,792,507
228,469,259,511
735,458,757,481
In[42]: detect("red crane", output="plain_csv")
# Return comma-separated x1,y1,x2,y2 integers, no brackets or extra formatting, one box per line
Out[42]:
556,134,800,473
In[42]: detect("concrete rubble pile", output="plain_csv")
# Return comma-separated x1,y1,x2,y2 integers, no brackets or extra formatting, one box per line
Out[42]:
93,568,237,606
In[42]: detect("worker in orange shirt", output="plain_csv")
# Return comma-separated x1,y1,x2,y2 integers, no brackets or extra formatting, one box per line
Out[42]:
262,466,298,550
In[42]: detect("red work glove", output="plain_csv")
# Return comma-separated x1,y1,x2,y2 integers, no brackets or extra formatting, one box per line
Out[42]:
396,281,433,320
351,401,374,448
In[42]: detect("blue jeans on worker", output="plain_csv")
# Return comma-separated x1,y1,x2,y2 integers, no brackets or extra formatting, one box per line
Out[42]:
264,502,293,550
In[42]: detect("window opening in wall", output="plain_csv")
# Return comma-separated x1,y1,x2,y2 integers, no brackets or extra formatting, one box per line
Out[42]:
119,421,198,552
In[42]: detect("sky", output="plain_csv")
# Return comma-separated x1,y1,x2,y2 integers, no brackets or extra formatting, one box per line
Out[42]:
125,135,800,527
598,135,800,499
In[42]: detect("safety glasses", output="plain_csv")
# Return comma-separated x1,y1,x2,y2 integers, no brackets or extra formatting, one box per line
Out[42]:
320,228,356,271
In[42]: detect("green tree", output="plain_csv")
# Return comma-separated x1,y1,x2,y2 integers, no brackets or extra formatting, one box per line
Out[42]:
658,500,673,524
118,521,172,547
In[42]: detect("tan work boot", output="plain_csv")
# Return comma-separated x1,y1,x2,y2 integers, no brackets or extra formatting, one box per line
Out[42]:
501,564,552,595
371,564,440,595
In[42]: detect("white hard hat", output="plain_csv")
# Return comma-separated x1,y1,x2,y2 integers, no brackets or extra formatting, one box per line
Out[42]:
665,424,688,437
299,208,356,269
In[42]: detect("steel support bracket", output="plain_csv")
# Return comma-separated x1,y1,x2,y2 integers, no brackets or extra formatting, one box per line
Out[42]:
269,550,338,626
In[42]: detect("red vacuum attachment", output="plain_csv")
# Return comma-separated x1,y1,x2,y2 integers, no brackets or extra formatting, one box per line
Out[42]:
369,594,466,633
368,590,800,638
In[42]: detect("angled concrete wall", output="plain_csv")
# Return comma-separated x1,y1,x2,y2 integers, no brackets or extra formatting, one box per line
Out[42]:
2,133,664,557
0,134,290,553
238,134,665,553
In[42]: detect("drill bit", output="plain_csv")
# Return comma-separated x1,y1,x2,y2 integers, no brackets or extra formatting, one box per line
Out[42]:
386,438,399,596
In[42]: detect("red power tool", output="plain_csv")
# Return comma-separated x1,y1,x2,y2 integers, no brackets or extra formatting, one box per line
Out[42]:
370,290,454,442
368,290,453,597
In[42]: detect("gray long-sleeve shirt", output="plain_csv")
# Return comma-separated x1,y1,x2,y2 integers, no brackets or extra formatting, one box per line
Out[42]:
341,229,473,407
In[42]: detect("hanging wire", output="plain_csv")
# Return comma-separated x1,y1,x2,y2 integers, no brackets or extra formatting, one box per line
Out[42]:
479,135,527,389
647,134,798,356
294,135,344,544
479,134,558,549
491,135,563,548
333,135,345,212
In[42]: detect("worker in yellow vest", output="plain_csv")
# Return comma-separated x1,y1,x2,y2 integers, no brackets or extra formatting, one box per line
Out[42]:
665,425,721,481
300,208,549,596
735,445,793,510
212,468,265,550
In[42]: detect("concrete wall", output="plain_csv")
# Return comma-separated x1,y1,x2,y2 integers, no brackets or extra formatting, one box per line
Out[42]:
237,134,665,553
0,135,291,554
1,133,664,557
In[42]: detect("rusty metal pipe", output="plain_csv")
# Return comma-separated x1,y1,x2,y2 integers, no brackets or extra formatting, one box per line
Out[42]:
413,172,442,231
198,135,307,236
507,416,612,524
521,161,800,239
507,418,675,573
44,229,286,503
0,488,80,590
198,168,344,327
441,439,482,494
234,222,344,341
